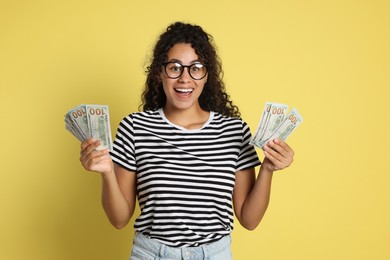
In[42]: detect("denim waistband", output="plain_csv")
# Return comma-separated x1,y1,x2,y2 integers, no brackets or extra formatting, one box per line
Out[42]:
132,232,231,259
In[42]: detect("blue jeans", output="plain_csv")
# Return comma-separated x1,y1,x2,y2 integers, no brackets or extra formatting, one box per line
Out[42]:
130,232,232,260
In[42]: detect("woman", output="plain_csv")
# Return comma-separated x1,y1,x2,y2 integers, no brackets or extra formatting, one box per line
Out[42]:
79,22,294,259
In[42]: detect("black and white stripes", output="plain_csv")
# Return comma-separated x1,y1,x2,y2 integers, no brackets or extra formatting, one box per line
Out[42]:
110,109,260,247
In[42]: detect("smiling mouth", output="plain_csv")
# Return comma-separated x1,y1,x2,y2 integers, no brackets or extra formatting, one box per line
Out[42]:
174,88,194,95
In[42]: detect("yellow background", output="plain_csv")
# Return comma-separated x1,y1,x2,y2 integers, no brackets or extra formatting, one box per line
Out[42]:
1,0,389,259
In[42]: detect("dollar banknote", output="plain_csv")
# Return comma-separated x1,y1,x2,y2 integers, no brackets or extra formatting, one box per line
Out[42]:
250,102,303,149
250,102,288,146
86,105,112,150
65,105,90,141
65,104,112,150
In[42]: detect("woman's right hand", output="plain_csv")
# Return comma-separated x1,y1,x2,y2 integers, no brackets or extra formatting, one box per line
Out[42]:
79,138,113,175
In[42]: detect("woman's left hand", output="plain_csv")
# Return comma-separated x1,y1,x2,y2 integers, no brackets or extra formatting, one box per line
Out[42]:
262,139,294,172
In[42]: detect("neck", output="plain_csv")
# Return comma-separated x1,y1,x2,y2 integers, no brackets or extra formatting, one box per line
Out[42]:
163,105,210,130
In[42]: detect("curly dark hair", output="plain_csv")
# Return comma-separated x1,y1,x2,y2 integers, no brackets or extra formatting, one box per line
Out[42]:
139,21,240,118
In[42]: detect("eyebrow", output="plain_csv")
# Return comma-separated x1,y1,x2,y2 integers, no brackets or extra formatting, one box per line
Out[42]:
167,58,201,64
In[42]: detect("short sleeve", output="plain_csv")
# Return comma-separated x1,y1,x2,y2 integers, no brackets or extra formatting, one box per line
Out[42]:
109,115,137,172
236,121,261,171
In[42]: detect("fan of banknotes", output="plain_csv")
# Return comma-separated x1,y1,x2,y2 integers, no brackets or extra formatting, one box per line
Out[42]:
64,104,113,150
250,102,303,149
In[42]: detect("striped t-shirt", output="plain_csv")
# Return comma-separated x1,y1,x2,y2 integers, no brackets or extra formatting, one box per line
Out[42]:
110,108,260,247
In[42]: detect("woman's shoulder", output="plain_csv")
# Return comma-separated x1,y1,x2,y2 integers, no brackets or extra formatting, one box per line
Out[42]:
122,109,160,120
212,112,246,124
118,110,162,127
211,112,248,129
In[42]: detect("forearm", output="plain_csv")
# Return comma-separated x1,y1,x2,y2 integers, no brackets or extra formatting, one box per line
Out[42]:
101,171,134,229
239,165,273,230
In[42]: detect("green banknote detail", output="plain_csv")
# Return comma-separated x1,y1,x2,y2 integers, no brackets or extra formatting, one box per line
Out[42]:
86,104,113,150
250,102,303,149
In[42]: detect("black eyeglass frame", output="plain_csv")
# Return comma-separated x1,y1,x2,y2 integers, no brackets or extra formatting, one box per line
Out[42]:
162,62,208,80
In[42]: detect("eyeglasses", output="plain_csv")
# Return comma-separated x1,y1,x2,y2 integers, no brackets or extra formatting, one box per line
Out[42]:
162,62,208,80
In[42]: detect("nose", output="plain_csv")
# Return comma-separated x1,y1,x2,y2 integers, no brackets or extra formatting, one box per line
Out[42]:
178,67,192,82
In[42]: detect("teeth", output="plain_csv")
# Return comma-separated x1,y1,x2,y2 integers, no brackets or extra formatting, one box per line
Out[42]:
175,88,193,93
